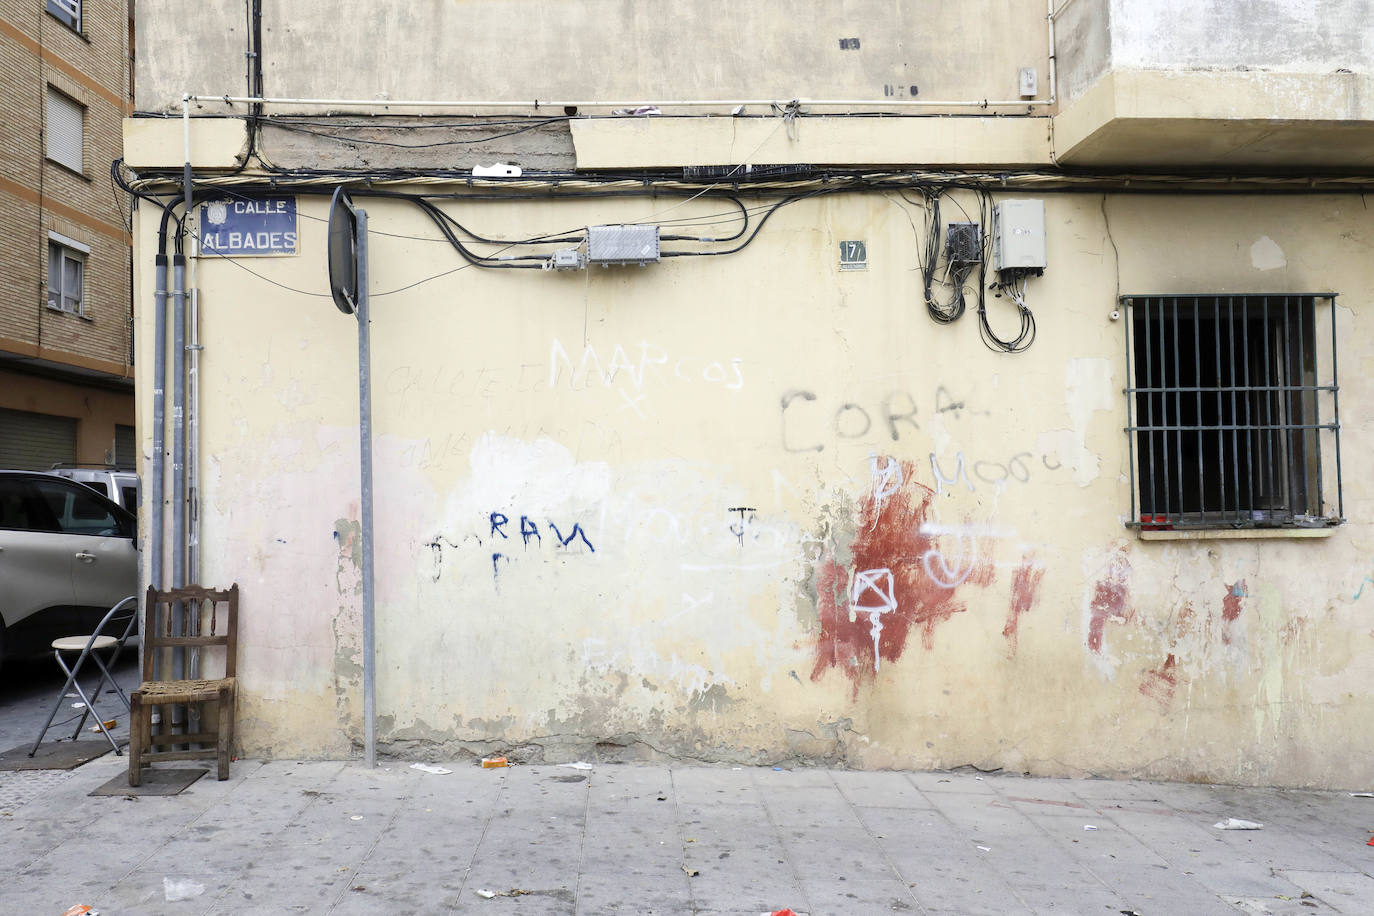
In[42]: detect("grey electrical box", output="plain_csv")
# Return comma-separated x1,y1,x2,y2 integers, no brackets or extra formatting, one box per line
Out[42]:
586,225,660,266
992,200,1046,273
549,248,585,270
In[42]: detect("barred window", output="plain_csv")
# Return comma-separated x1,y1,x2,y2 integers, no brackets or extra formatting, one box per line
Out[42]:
1124,294,1343,531
46,0,81,32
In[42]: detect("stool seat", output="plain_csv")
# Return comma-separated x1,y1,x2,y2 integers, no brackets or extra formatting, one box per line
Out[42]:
52,634,118,652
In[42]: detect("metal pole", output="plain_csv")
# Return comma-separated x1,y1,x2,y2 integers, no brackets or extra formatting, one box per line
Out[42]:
356,211,376,768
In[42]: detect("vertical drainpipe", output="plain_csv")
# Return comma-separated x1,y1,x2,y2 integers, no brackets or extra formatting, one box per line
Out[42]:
150,253,167,597
188,283,201,689
171,252,187,695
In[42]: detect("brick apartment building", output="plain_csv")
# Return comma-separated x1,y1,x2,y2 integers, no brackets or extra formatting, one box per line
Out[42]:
0,0,133,470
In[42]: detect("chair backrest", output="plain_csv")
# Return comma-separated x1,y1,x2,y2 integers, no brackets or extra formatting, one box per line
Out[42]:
141,584,239,682
79,595,139,654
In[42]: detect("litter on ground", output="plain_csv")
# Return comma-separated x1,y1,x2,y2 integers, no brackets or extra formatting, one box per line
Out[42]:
1214,818,1263,830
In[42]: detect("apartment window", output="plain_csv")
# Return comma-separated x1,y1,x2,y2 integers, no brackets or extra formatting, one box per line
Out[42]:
45,86,84,173
47,232,88,314
46,0,81,32
1123,294,1343,530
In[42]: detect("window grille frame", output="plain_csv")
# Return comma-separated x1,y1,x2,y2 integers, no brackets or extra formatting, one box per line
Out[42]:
1122,293,1343,531
45,0,81,32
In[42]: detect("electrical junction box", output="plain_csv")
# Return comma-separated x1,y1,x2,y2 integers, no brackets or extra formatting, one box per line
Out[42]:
944,222,981,264
586,225,660,266
992,199,1046,273
549,248,585,270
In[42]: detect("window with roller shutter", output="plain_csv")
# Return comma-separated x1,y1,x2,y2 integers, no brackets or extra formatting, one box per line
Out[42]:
45,86,84,174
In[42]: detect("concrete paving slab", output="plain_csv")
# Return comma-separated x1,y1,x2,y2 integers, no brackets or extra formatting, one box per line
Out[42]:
1276,869,1374,913
906,769,999,793
830,769,933,809
1,760,1369,914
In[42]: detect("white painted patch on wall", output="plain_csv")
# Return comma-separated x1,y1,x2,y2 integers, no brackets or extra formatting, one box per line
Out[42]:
467,432,611,510
1064,357,1114,487
1250,236,1287,271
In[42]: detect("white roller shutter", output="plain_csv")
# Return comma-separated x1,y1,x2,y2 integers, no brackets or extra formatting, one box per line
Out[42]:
46,87,83,173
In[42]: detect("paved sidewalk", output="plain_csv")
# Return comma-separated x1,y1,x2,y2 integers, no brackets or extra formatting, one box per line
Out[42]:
3,754,1373,915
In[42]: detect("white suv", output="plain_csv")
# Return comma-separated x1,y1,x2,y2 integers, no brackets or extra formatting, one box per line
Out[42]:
49,466,140,514
0,471,138,667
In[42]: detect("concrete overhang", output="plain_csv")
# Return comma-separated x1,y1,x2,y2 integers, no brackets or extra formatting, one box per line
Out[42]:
1054,70,1374,171
571,115,1053,170
123,117,248,169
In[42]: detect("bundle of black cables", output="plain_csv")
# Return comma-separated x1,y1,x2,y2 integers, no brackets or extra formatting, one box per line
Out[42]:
919,191,981,324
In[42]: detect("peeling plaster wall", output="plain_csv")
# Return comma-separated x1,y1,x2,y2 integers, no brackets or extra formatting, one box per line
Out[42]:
133,188,1374,788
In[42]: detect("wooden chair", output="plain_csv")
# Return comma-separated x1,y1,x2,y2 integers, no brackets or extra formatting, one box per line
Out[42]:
128,584,239,785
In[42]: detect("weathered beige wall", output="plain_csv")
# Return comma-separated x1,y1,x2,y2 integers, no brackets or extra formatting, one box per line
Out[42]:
135,0,1051,113
133,185,1374,788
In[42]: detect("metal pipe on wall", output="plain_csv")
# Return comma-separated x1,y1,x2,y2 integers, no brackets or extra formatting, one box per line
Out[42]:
170,253,187,693
150,254,168,594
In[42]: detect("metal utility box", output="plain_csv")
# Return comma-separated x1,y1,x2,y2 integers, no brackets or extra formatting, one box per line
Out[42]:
586,225,660,266
945,222,982,264
992,200,1046,273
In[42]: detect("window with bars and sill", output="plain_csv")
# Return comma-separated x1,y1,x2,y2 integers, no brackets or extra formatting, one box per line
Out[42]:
46,0,81,32
1123,294,1343,533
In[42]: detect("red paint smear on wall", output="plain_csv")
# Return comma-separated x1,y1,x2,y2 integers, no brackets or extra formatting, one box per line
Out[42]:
1138,653,1178,709
810,461,972,691
1002,555,1045,653
1086,551,1132,654
1221,580,1246,645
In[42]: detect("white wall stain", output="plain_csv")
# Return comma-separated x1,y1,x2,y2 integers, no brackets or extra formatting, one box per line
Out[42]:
1064,357,1115,487
1250,236,1287,271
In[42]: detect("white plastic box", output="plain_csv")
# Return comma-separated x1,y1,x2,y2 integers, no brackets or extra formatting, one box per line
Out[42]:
992,199,1046,272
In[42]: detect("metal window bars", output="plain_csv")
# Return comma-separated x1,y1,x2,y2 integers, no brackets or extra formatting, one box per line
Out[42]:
45,0,80,30
1123,294,1343,530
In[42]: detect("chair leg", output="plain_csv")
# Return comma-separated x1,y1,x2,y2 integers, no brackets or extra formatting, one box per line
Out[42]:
68,667,119,754
90,651,131,712
29,650,78,757
127,694,144,787
217,689,232,780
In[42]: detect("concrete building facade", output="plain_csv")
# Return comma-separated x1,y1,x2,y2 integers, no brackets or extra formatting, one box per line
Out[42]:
123,1,1374,788
0,0,134,469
